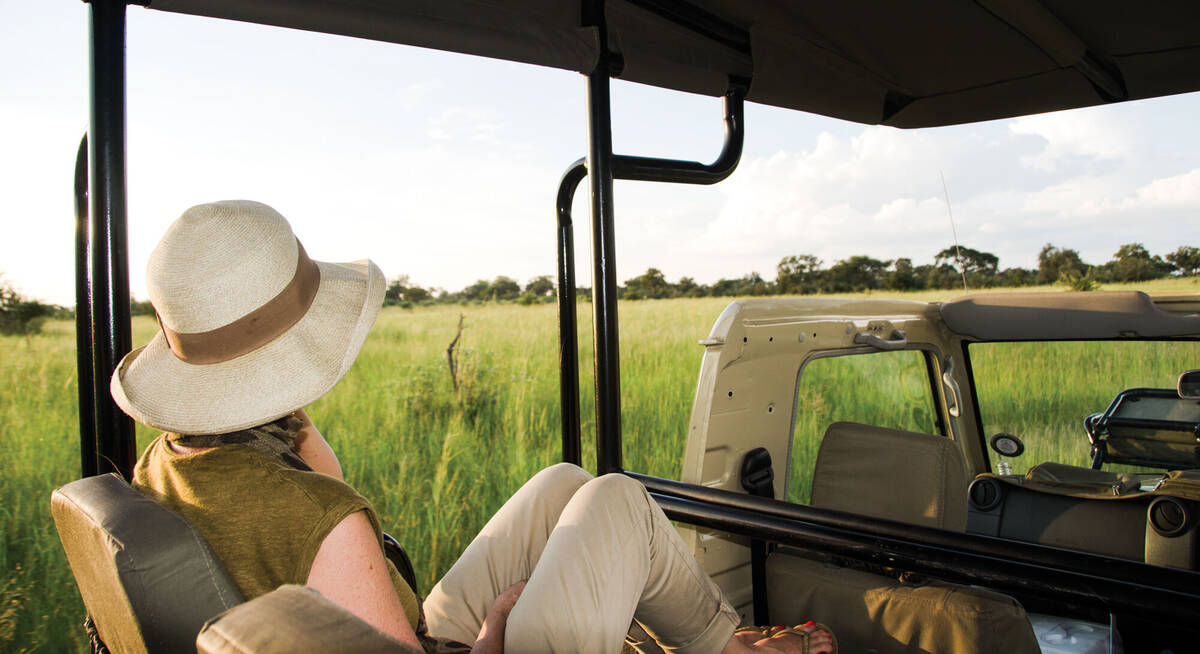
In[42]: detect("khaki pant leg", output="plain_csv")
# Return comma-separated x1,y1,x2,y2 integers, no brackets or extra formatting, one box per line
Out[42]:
505,474,738,654
423,463,593,644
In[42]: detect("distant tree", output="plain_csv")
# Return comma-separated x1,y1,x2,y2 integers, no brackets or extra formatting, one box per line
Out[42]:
405,286,432,303
1037,244,1088,285
130,297,155,317
776,255,823,295
709,277,738,297
1166,245,1200,276
737,272,772,296
384,275,410,305
384,275,432,304
885,258,919,291
524,275,555,297
460,279,492,302
920,263,964,290
487,276,521,301
676,276,707,297
823,256,888,293
934,245,999,286
624,268,673,300
1105,243,1172,282
995,267,1038,288
0,276,55,336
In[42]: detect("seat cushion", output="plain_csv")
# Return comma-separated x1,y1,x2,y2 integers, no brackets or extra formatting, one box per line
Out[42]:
51,473,243,654
766,553,1039,654
810,422,968,530
197,585,423,654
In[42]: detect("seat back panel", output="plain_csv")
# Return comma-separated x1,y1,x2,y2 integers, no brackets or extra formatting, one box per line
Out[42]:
810,421,968,530
52,473,243,653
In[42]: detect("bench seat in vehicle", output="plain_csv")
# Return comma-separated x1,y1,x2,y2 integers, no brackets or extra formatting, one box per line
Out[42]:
767,422,1039,654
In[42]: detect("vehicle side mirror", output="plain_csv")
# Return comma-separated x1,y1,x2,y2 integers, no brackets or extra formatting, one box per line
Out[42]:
1179,370,1200,399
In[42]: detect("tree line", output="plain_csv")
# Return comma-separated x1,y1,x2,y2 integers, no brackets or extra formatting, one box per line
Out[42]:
382,242,1199,306
2,241,1196,334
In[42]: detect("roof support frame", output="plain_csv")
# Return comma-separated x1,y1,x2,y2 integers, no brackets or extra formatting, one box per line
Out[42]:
555,78,745,472
83,0,136,480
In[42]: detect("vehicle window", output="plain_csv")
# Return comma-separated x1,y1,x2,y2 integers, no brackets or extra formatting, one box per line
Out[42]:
787,349,940,504
968,340,1199,475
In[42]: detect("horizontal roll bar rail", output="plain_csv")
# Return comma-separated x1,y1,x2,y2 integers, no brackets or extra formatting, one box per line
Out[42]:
630,472,1200,625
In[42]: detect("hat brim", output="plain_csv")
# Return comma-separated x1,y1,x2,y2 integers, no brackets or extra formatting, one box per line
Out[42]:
111,259,385,435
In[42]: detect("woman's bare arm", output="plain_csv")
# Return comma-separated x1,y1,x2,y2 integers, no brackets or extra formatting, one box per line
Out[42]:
293,408,343,479
307,510,422,648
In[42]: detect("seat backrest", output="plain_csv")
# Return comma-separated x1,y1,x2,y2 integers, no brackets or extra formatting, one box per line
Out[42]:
197,585,422,654
51,473,244,654
810,421,968,530
772,423,1039,653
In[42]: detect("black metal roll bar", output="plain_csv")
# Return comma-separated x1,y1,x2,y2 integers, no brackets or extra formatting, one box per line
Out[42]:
630,472,1200,624
82,0,137,480
74,135,98,479
555,78,745,471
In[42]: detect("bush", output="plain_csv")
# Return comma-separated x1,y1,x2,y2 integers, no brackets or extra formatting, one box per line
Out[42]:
0,278,56,336
1059,268,1099,292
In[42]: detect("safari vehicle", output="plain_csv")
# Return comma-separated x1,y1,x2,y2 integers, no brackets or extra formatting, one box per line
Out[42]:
56,1,1200,653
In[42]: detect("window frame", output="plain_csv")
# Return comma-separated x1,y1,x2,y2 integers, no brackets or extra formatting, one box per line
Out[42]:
784,343,947,502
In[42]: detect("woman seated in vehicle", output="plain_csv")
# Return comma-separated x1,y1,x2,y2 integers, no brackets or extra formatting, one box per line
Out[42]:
112,200,835,654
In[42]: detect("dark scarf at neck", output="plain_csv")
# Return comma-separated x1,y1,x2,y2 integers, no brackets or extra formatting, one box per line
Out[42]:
168,414,312,471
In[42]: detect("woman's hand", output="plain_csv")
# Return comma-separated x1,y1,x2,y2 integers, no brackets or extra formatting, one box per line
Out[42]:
471,580,526,654
293,408,344,479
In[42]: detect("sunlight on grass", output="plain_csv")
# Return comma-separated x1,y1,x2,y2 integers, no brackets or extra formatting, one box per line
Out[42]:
1,278,1194,650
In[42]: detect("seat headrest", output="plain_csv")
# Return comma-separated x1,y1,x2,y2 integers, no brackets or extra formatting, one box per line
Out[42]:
51,473,243,653
809,422,968,530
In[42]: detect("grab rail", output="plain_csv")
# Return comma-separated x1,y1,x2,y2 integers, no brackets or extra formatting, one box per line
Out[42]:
555,83,744,470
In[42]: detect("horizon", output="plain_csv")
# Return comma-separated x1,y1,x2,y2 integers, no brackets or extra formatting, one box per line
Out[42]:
3,1,1199,306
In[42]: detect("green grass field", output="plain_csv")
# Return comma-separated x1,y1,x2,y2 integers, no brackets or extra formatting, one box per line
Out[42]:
1,279,1196,651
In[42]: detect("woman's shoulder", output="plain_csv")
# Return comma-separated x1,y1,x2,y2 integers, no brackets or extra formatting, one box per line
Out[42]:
274,464,369,510
136,435,367,515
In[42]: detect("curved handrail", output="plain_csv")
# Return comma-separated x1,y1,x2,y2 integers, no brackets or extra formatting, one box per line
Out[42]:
555,85,746,466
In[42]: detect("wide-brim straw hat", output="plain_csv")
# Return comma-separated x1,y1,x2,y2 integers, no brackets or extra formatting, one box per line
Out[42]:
111,200,385,435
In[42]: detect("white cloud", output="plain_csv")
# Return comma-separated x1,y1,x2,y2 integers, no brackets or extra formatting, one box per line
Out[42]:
1009,109,1137,172
1128,168,1200,209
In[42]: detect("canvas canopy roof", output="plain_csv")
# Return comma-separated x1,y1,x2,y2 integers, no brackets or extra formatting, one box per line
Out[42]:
148,0,1200,127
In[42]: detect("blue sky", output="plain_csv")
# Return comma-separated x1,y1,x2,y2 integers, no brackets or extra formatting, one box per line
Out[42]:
4,1,1199,305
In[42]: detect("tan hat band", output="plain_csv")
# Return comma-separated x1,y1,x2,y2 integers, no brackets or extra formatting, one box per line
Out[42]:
160,240,322,365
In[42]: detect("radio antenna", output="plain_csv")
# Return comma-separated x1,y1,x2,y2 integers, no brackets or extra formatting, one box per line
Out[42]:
941,171,969,291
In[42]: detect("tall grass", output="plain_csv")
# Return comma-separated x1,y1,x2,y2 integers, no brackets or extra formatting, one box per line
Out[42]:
971,340,1198,475
1,279,1194,651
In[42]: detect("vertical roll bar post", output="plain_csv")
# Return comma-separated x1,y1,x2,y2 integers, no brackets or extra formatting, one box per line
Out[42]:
87,0,136,479
74,135,99,478
556,160,588,467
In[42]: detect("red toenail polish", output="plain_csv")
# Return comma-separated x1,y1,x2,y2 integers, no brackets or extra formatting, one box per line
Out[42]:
803,621,815,626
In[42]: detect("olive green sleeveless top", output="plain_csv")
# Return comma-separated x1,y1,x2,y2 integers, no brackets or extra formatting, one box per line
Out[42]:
132,434,421,630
